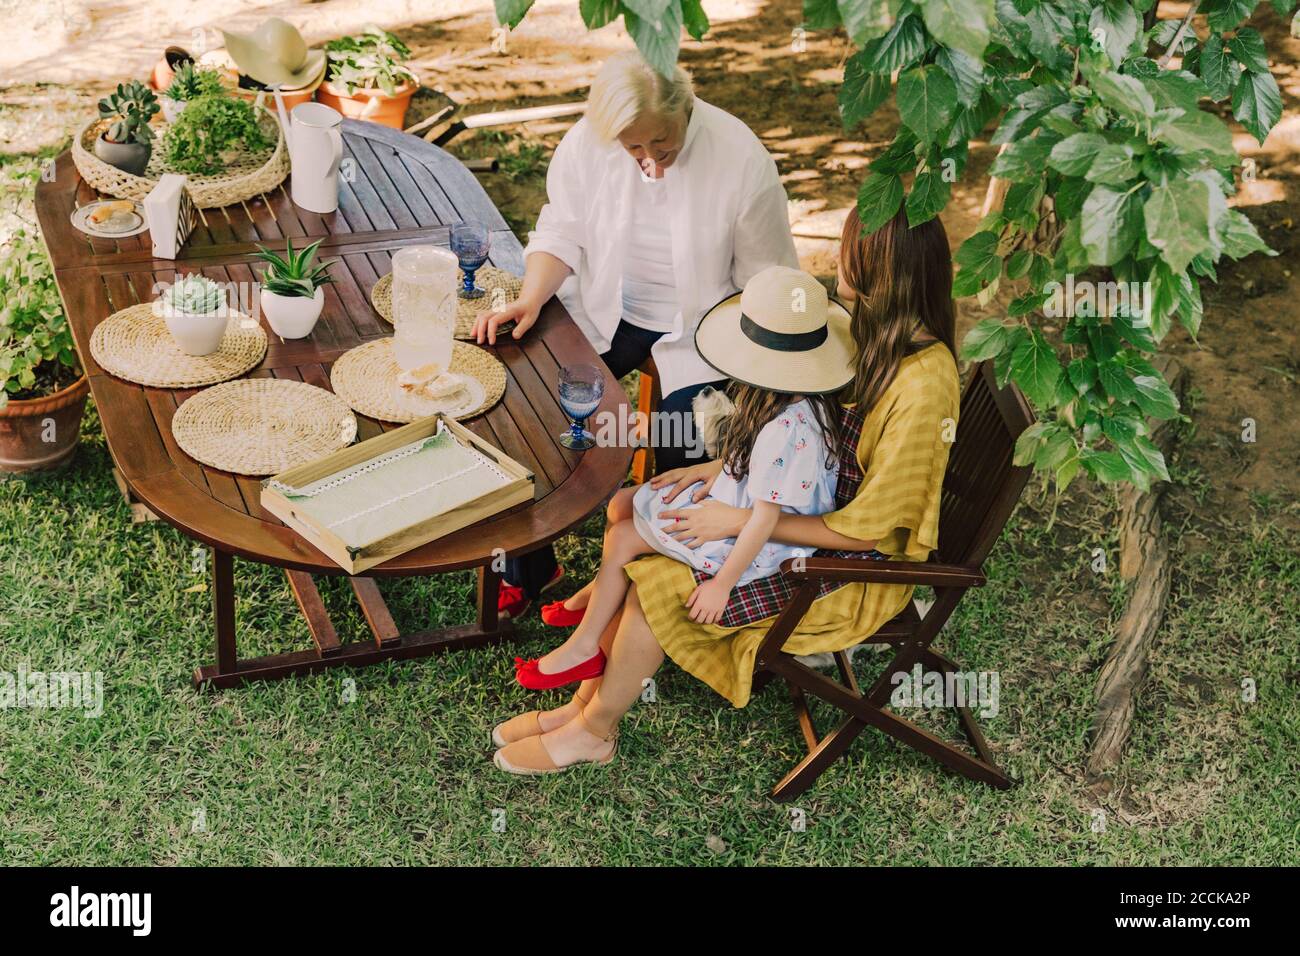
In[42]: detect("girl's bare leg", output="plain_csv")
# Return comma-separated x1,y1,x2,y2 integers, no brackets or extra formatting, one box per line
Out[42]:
526,584,664,766
535,520,653,674
531,608,619,733
561,486,639,612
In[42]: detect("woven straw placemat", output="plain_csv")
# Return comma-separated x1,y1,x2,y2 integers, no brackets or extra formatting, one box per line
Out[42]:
172,379,357,476
91,303,267,388
370,267,523,338
330,338,506,423
71,112,288,209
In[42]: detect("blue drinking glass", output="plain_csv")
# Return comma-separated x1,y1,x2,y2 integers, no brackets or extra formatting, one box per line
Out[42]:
450,221,490,299
557,364,604,450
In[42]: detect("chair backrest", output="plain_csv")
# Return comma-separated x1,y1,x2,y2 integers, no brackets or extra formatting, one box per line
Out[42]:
934,360,1035,568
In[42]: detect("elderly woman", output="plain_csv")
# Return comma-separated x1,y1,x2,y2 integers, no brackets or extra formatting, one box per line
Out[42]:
473,50,798,620
490,207,962,775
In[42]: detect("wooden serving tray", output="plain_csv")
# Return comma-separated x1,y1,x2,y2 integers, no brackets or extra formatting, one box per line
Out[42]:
261,414,535,574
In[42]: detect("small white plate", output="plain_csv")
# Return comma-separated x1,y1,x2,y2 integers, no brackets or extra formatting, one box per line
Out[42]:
71,201,149,238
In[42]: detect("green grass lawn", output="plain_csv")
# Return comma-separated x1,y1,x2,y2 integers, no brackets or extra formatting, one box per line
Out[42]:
1,405,1296,866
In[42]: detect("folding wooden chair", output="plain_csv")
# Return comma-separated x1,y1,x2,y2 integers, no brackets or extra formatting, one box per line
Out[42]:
751,360,1035,800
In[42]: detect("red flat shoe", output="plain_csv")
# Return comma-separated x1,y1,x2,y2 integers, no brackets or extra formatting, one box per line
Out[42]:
540,600,587,627
497,566,566,620
514,649,606,690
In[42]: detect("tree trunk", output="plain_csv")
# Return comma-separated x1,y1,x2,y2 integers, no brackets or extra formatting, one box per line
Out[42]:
1086,356,1187,786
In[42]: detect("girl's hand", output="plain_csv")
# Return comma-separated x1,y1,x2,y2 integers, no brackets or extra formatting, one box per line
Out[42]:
660,500,749,548
649,459,723,504
686,579,731,625
473,297,541,345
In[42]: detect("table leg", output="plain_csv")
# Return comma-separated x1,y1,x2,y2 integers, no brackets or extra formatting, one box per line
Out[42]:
211,548,238,676
477,564,501,632
193,560,518,689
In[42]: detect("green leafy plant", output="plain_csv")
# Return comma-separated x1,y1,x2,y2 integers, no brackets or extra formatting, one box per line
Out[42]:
0,163,80,408
499,0,1297,491
161,93,271,174
97,80,160,145
164,275,226,315
164,64,229,102
254,239,338,298
325,26,418,95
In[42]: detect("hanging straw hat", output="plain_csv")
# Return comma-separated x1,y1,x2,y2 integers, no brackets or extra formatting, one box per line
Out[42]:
221,17,326,89
694,266,854,395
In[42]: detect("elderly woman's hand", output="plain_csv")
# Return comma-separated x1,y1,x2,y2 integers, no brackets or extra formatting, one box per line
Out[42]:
659,498,749,548
473,297,542,345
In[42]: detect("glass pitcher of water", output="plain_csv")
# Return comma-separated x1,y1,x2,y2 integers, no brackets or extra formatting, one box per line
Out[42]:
390,245,458,373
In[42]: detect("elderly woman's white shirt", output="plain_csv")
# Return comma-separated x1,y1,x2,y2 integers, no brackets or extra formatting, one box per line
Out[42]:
522,99,798,396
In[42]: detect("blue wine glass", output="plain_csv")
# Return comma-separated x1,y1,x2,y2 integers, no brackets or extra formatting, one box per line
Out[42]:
450,221,490,299
557,364,604,450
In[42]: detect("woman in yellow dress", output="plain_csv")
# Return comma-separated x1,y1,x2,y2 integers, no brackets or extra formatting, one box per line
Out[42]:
491,206,962,774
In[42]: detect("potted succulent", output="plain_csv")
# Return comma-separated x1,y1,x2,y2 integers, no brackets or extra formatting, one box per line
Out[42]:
255,239,337,339
0,172,88,473
155,275,230,356
161,92,272,175
317,27,418,129
94,81,160,175
161,63,229,124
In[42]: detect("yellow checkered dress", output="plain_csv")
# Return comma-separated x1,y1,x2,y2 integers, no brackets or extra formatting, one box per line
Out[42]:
626,345,960,707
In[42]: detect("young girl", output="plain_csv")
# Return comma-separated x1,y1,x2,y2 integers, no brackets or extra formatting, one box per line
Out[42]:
514,265,855,690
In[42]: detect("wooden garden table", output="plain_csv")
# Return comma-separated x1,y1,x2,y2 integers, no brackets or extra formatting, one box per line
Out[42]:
35,120,631,689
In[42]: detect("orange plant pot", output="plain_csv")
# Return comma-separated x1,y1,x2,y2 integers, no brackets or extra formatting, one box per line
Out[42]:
0,375,90,473
315,81,416,129
233,84,318,112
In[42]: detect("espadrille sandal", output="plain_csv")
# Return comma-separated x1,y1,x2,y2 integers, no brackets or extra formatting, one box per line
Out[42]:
490,689,593,749
492,711,617,777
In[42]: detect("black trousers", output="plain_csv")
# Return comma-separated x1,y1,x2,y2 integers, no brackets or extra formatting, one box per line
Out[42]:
504,320,727,598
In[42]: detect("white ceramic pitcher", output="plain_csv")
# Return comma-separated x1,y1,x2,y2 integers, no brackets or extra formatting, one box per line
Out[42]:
281,100,343,214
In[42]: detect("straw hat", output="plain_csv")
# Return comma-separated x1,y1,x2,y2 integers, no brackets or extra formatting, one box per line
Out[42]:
694,266,854,395
221,18,326,89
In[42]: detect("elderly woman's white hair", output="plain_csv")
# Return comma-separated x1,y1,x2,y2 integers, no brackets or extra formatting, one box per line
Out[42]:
585,50,694,141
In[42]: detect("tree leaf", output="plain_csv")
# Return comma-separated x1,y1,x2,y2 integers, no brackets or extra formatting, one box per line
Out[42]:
579,0,622,29
840,50,892,129
856,172,904,233
1088,0,1139,67
856,12,925,72
1228,27,1269,74
1010,329,1063,409
1144,180,1212,273
1156,108,1239,164
1206,0,1259,32
935,47,984,107
1130,373,1180,420
495,0,536,28
895,65,958,147
802,0,842,30
1232,68,1282,145
1048,132,1110,177
1090,70,1156,128
623,2,684,78
1081,185,1141,266
905,168,951,226
961,319,1012,361
680,0,710,39
1218,208,1275,259
1084,143,1138,185
921,0,995,60
1197,34,1241,101
988,134,1054,182
838,0,896,46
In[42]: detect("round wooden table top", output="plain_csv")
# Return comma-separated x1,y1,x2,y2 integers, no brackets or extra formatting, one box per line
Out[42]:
36,120,631,576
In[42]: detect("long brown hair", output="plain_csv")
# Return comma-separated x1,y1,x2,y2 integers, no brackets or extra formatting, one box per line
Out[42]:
716,382,842,482
839,206,956,411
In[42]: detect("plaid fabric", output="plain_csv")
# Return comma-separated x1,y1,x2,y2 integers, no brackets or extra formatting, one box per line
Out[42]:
692,405,887,628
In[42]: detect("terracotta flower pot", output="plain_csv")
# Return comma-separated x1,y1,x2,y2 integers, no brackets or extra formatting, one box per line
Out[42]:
316,80,416,129
150,46,194,92
0,375,90,474
234,83,317,112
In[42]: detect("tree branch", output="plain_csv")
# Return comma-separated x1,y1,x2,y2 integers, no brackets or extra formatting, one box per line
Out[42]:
1156,1,1201,68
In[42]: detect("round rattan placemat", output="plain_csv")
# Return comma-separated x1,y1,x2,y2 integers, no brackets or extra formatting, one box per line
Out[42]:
171,379,357,476
329,338,506,423
370,267,523,338
90,303,267,389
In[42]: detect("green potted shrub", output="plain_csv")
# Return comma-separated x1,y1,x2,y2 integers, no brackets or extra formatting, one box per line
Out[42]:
0,164,88,473
94,81,160,175
155,275,230,355
255,239,337,339
317,27,418,129
161,92,271,175
161,63,229,124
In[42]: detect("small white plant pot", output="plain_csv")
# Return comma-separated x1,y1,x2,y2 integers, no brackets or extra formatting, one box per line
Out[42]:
155,300,230,356
160,96,186,124
261,287,324,339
